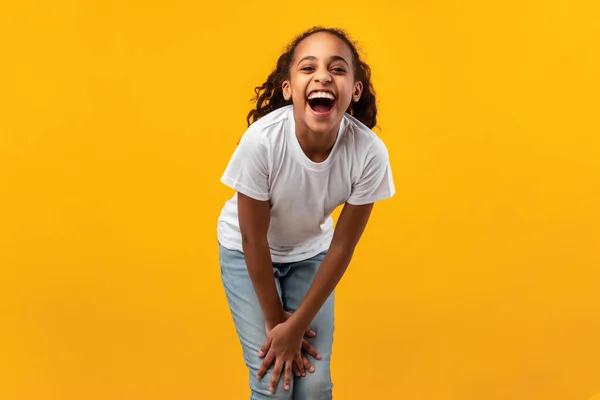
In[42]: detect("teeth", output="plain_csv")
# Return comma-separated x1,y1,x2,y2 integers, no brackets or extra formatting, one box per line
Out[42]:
308,91,335,100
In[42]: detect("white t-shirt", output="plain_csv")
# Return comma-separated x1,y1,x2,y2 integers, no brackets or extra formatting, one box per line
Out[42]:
217,105,395,263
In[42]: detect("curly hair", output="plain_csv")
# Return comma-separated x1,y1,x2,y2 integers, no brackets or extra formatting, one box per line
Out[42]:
246,26,378,129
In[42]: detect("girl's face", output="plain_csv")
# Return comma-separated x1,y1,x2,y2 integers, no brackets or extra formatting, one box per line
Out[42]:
282,32,363,134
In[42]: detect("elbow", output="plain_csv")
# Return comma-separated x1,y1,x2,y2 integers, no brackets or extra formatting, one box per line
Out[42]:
328,240,356,261
240,230,268,248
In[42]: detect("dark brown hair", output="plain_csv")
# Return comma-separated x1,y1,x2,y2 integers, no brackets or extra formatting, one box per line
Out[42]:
246,26,378,129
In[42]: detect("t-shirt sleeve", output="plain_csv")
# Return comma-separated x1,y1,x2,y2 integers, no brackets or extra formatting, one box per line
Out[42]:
220,132,270,201
346,138,395,205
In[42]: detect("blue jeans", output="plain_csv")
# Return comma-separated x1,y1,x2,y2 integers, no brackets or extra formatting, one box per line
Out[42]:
218,244,334,400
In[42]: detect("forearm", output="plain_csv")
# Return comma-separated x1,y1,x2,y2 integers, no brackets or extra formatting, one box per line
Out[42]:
241,236,285,325
288,243,354,332
286,202,374,333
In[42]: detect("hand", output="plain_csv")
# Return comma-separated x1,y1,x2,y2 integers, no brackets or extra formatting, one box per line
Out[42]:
264,312,320,379
258,319,322,393
265,311,316,338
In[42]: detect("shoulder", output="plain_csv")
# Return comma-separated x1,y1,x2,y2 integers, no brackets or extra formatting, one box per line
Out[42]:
341,113,390,161
242,105,293,145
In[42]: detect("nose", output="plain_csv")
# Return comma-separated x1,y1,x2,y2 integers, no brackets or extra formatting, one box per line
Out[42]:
314,67,332,84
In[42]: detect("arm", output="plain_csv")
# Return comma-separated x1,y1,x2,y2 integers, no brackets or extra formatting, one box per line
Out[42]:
287,202,374,333
285,137,394,328
256,201,374,389
237,192,285,326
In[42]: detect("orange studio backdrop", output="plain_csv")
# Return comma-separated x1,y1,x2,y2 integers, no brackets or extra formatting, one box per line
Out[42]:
1,1,599,399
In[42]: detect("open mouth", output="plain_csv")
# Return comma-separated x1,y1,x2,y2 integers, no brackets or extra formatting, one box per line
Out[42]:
307,91,336,115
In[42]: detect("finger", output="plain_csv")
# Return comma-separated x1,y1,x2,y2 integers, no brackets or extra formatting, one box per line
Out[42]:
294,354,306,377
304,328,316,338
269,357,284,393
302,354,315,374
256,351,275,380
258,337,272,358
283,360,293,391
302,340,321,360
292,361,301,377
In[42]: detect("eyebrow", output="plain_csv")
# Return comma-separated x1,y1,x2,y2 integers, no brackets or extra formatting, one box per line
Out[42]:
297,55,350,67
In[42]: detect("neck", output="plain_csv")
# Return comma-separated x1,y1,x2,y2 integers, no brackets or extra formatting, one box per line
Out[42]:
294,118,341,163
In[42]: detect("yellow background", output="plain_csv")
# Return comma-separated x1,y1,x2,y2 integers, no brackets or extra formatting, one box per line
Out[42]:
1,0,599,399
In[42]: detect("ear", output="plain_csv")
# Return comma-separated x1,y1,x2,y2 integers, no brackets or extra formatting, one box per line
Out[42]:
282,80,292,101
352,81,363,102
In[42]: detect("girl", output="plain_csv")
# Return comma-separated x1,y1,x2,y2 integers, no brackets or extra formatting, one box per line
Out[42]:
217,26,395,399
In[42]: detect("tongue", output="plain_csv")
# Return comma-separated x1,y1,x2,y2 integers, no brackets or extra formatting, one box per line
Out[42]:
313,104,330,113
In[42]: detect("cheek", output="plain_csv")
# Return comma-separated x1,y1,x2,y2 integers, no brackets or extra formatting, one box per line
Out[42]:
339,85,355,101
292,87,307,103
292,92,305,104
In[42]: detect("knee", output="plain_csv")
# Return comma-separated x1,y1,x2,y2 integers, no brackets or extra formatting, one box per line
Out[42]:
249,372,294,400
294,368,333,400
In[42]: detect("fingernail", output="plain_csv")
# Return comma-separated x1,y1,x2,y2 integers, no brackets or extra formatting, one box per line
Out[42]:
309,366,315,372
317,354,321,360
285,384,289,390
258,351,264,357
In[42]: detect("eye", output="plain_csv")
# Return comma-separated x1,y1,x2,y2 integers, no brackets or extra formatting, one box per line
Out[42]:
300,65,315,72
331,67,346,73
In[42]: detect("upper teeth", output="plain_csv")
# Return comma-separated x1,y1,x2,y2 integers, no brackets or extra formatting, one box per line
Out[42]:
308,91,335,100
